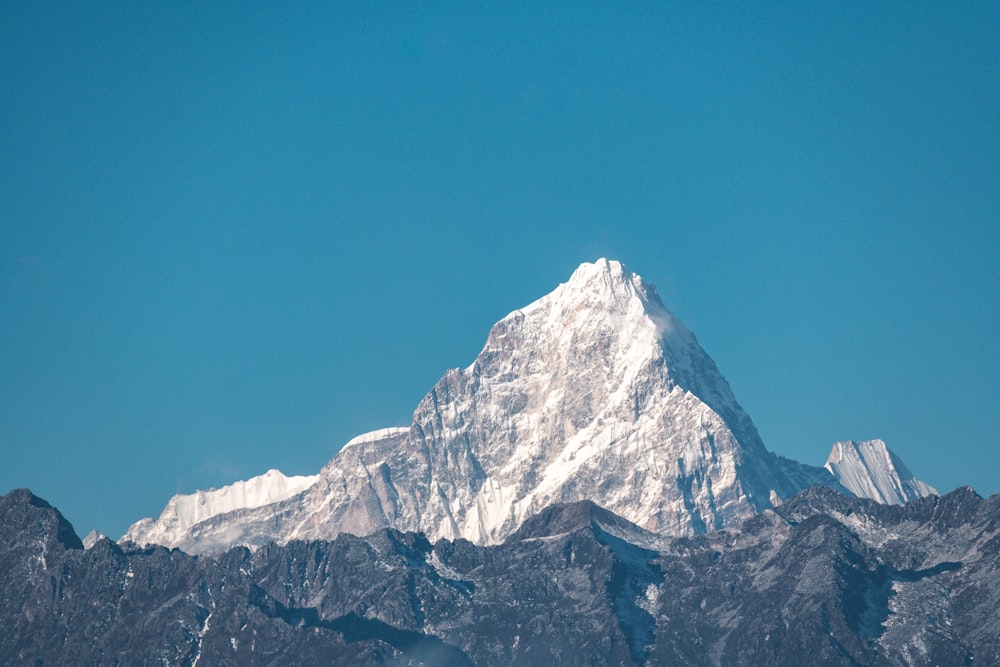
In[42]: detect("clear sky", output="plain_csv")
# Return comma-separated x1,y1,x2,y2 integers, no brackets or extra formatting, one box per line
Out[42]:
2,3,997,538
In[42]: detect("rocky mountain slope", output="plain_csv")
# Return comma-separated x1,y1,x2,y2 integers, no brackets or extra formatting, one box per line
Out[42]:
125,259,935,555
4,486,997,666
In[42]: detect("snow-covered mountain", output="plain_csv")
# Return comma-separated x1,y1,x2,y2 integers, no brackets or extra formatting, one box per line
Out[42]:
122,468,317,548
824,439,937,504
124,260,936,554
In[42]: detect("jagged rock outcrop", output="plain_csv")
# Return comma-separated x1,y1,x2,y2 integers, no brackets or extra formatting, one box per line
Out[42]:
125,260,934,554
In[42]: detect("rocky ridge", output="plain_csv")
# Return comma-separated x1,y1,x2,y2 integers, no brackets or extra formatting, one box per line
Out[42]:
3,485,998,666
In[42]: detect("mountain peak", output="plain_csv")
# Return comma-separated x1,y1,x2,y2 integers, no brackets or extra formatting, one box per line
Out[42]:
506,499,658,546
504,259,682,382
567,257,640,291
123,261,938,554
128,261,803,552
0,488,83,552
568,256,625,278
824,439,937,505
540,258,667,316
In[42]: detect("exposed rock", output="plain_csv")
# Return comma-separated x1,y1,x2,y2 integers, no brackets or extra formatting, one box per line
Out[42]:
5,486,998,666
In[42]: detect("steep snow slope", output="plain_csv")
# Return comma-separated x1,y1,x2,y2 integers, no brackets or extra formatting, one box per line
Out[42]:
122,468,317,547
124,260,934,554
824,439,937,504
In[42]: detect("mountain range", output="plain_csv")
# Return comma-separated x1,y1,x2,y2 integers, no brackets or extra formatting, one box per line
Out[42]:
5,258,978,666
4,483,997,665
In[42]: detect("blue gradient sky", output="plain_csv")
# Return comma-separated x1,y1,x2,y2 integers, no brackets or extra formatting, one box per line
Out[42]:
2,4,997,537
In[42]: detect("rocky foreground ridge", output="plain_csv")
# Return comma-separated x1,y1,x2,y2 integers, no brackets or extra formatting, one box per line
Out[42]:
4,486,998,666
124,260,936,555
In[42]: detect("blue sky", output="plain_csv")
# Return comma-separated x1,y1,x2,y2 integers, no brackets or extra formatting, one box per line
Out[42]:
2,3,997,537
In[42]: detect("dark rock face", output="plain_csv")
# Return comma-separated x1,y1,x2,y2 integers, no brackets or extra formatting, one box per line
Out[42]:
2,486,999,666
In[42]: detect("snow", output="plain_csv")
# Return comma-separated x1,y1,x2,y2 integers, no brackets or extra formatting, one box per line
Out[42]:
824,439,937,505
122,468,318,546
191,610,211,667
341,426,410,450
